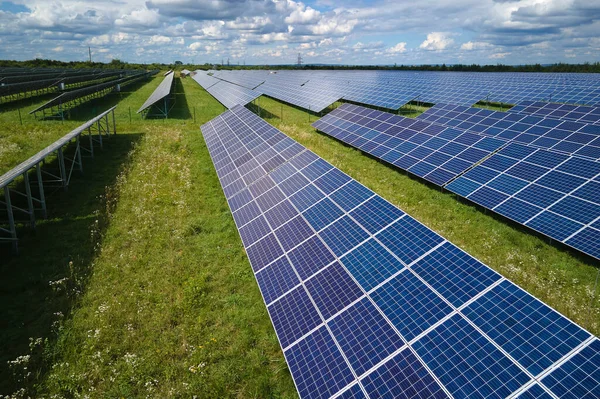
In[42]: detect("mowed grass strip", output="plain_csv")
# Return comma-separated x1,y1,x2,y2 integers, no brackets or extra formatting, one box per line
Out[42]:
254,96,600,336
2,78,297,398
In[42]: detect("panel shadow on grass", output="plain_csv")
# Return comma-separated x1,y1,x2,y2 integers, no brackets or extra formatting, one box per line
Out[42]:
0,132,143,395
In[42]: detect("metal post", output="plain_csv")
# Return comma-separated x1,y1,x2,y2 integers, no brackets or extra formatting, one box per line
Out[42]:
112,109,116,135
193,107,196,123
4,186,18,253
105,114,110,136
57,147,67,190
23,172,35,228
97,120,103,148
129,107,132,123
88,126,94,158
76,136,83,173
36,163,47,219
18,108,22,126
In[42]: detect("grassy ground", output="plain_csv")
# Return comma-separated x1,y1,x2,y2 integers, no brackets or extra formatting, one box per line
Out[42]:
0,76,598,398
1,77,297,398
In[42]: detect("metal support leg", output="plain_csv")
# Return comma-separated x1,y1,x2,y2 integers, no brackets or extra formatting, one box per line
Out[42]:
112,109,117,135
97,120,103,149
4,186,18,253
57,147,67,190
36,164,47,219
23,172,35,229
105,114,110,136
88,127,94,158
76,136,83,173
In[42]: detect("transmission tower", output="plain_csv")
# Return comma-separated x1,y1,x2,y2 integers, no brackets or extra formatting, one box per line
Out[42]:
297,53,303,67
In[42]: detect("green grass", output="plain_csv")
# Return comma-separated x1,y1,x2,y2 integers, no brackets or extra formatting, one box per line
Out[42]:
0,76,598,398
1,78,297,398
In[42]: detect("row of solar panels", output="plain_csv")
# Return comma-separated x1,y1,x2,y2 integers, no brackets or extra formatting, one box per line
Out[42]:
29,70,156,115
313,102,600,260
137,70,175,114
201,104,599,399
207,70,600,113
192,70,261,109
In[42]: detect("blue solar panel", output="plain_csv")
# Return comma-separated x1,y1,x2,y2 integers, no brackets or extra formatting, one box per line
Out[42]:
541,339,600,399
414,314,532,398
341,238,405,292
305,262,363,320
201,105,599,398
376,217,444,265
463,280,591,375
361,348,449,399
268,286,322,348
411,242,501,307
517,384,554,399
371,270,453,341
255,256,300,305
284,326,355,399
328,298,404,376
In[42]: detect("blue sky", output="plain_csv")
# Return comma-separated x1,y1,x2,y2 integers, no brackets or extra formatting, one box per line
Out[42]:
0,0,598,65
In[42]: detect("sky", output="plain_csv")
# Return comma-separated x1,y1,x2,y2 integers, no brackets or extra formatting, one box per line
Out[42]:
0,0,599,65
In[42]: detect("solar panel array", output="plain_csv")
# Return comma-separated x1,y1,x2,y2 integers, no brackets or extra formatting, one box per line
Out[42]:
192,71,220,89
201,104,599,399
446,143,600,259
200,70,600,112
417,104,600,161
137,71,175,113
313,103,507,186
255,75,341,113
206,81,261,109
509,101,600,126
313,103,600,260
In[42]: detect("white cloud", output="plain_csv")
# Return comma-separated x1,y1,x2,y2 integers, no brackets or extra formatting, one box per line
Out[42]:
387,42,407,54
460,41,492,50
489,52,510,59
420,32,455,51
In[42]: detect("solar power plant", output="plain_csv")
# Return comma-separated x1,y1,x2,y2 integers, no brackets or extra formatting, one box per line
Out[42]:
205,80,261,109
313,103,507,186
417,104,600,161
201,104,599,399
137,71,175,113
191,71,220,89
509,101,600,125
445,143,600,260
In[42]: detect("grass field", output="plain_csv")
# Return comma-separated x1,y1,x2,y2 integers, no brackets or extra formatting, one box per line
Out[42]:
0,74,598,398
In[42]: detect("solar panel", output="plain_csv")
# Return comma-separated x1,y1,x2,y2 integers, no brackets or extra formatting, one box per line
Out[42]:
201,104,599,398
191,71,220,89
417,104,600,161
510,101,600,126
137,72,175,114
313,103,507,186
206,80,261,109
445,143,600,259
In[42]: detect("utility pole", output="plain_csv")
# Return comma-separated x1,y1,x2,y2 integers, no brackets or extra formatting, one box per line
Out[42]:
227,57,230,66
89,47,92,63
297,53,303,67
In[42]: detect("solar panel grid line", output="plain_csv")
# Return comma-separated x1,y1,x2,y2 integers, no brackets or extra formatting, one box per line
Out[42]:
509,382,556,399
404,277,506,346
534,337,598,381
202,105,599,399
